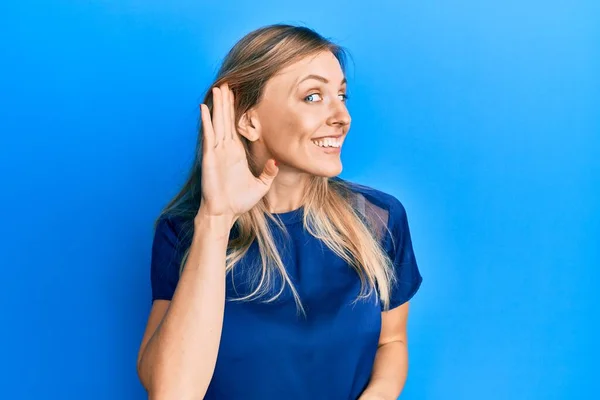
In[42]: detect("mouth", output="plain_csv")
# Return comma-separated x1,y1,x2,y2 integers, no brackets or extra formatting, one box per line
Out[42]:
310,136,343,151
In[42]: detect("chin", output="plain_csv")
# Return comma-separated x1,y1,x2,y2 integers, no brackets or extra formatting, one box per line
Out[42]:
306,162,342,178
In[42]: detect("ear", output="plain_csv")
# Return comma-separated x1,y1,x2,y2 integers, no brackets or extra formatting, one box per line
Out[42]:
237,109,261,142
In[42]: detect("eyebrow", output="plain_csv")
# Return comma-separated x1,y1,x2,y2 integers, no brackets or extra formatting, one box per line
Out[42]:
297,74,347,86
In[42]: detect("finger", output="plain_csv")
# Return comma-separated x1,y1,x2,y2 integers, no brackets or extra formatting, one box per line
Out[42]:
218,84,228,145
212,87,224,145
220,83,232,142
256,159,279,187
229,87,238,141
200,104,215,150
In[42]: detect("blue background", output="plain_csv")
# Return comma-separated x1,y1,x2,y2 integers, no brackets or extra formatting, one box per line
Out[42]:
1,1,598,399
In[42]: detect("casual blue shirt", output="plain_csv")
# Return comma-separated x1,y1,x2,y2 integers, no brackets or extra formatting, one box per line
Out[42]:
149,180,423,399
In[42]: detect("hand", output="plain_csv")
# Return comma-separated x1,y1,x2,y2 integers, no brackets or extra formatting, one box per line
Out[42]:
197,83,278,221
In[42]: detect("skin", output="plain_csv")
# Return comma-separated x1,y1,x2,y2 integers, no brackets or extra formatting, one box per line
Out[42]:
137,50,412,399
238,50,351,212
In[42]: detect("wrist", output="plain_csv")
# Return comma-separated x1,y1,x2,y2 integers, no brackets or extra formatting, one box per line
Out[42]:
194,208,235,238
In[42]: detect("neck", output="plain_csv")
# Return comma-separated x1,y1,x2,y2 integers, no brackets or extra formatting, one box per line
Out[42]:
264,167,311,214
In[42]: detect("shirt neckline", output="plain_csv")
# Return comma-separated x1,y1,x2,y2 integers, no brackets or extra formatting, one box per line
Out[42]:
271,206,304,225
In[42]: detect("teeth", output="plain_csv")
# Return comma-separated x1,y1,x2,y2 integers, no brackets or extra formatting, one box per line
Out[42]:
311,137,341,148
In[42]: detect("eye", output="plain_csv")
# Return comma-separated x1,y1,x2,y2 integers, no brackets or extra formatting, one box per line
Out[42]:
338,93,349,102
304,93,323,102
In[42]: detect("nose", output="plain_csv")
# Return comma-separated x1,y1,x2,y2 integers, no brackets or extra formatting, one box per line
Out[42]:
326,99,351,128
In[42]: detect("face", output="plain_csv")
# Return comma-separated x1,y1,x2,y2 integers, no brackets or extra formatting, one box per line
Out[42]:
245,51,351,177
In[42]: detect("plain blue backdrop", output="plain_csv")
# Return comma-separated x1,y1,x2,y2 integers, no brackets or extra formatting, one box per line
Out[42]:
1,1,598,399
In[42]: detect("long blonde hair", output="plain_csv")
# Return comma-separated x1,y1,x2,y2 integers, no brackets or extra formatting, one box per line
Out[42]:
158,24,397,314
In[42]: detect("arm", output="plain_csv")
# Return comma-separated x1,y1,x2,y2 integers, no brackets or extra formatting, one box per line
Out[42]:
359,301,411,400
137,212,233,399
136,82,279,399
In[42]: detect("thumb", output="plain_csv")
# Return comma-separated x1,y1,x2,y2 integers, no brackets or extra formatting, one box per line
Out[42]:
257,159,279,187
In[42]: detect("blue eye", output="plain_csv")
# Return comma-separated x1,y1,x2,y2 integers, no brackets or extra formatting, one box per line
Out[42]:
304,93,322,102
304,93,349,103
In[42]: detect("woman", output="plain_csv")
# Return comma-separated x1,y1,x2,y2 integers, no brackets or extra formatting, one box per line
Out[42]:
137,24,423,400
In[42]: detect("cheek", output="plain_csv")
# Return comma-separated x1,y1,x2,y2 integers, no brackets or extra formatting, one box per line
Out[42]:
269,113,321,149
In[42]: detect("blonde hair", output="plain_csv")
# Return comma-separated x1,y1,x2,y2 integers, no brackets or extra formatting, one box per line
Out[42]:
158,24,397,314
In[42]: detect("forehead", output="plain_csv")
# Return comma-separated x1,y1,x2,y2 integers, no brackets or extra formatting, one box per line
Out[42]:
270,51,345,86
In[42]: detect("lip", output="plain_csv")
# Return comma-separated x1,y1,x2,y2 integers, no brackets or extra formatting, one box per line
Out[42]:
311,134,344,140
319,146,341,154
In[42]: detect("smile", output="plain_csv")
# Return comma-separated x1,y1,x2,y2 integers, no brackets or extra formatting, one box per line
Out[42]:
311,137,342,148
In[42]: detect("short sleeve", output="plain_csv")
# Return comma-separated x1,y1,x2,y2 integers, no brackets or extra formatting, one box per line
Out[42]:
383,198,423,310
150,217,185,302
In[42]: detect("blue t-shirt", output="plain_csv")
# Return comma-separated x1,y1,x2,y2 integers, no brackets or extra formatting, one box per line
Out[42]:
149,181,423,399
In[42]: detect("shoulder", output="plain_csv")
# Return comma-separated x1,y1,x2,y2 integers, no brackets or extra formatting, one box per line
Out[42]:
150,214,195,301
153,213,195,249
331,177,412,248
334,178,408,226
